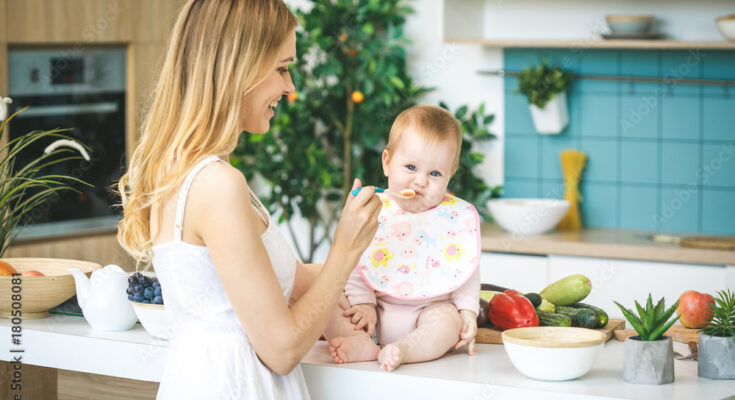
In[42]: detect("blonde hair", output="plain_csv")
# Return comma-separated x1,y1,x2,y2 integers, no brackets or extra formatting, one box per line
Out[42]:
385,105,462,174
116,0,298,264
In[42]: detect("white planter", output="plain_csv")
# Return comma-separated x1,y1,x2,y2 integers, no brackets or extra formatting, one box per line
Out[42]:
529,91,569,134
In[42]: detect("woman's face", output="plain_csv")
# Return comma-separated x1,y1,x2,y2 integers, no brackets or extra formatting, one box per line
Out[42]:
239,30,296,134
382,127,456,213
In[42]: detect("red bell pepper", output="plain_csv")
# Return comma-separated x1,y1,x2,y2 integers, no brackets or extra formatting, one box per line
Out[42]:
488,290,539,330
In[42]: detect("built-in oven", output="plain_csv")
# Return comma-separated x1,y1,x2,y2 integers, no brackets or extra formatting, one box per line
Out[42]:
7,47,126,236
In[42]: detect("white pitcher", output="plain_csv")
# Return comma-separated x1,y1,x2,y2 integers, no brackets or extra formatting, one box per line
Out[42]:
68,264,137,331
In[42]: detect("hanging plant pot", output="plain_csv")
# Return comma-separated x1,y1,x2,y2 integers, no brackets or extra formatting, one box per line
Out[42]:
529,91,569,135
699,332,735,380
622,336,675,385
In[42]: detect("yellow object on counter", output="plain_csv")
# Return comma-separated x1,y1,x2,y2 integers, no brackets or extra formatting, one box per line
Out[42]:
557,149,587,230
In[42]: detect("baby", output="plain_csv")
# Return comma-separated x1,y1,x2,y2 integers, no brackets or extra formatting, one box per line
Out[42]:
324,104,481,371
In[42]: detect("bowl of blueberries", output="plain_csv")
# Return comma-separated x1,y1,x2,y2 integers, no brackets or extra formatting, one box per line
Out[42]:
127,272,168,340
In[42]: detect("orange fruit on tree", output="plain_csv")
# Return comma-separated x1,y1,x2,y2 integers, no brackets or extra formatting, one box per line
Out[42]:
287,92,298,103
351,90,364,104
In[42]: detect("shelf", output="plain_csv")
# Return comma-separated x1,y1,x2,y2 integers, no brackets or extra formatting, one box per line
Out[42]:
445,38,735,50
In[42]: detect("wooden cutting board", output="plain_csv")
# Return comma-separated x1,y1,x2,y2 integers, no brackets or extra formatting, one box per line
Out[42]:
476,318,625,344
613,324,701,344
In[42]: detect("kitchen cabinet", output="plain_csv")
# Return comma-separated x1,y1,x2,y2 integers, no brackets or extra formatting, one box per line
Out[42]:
480,252,548,293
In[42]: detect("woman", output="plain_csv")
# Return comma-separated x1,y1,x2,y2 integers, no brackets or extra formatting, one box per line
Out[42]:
116,1,382,398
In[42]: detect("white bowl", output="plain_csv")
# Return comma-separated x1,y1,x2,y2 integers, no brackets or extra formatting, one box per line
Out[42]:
502,327,606,381
132,302,168,340
487,199,570,235
716,15,735,41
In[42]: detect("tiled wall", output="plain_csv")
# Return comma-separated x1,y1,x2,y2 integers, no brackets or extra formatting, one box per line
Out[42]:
503,49,735,235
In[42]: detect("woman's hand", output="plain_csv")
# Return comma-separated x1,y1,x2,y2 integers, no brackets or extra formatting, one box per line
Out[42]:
455,309,477,355
331,178,382,263
343,303,378,336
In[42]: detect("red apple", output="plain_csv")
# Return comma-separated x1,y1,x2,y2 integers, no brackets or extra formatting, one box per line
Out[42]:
677,290,715,329
22,270,45,277
0,260,18,276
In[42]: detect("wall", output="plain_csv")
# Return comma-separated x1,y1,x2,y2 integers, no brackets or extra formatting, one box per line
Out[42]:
503,48,735,235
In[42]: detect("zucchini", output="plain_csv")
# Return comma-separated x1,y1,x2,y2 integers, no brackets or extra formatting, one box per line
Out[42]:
524,293,542,308
477,298,490,327
537,310,572,327
570,303,609,328
539,274,592,306
536,298,556,313
555,305,599,329
481,283,511,292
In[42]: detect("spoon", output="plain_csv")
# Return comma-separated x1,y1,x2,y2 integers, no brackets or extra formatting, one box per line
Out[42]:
350,187,415,199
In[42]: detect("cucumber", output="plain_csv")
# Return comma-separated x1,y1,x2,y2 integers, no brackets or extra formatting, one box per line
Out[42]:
524,293,542,308
539,274,592,306
569,303,609,328
537,310,572,327
481,283,511,292
536,298,556,313
555,305,599,329
477,298,490,327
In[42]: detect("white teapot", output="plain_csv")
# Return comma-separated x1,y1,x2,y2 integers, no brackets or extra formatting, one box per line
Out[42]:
68,264,137,331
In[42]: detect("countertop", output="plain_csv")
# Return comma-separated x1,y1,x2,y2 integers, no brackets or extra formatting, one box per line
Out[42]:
2,314,734,400
480,222,735,266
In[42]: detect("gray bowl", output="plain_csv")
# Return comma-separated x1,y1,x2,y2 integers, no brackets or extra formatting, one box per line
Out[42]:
606,15,653,34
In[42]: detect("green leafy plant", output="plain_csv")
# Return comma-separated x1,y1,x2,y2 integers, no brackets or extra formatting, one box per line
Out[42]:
516,60,574,108
0,106,93,257
232,0,499,262
702,289,735,338
615,294,680,341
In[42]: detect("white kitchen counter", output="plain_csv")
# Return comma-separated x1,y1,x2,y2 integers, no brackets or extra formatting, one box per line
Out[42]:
1,314,733,400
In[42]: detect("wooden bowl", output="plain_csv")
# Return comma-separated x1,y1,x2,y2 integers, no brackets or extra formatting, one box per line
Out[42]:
0,258,101,319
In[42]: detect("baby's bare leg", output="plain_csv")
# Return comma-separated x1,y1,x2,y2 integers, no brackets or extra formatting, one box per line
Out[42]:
378,301,461,371
323,294,379,364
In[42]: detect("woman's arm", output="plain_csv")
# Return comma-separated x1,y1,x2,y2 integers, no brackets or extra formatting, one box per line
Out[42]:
290,263,322,303
193,164,380,375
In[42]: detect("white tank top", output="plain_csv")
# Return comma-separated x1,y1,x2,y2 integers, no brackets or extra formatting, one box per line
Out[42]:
152,155,310,399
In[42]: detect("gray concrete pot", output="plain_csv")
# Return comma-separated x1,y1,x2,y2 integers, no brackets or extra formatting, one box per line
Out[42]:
699,332,735,380
622,336,674,384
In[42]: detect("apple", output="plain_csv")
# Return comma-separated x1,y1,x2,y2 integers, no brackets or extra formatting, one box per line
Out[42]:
0,260,18,276
22,270,45,277
677,290,715,329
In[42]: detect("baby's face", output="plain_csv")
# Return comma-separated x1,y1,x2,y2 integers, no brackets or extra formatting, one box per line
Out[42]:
382,127,456,213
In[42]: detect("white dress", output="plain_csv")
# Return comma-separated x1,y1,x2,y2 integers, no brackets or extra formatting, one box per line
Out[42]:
152,155,311,399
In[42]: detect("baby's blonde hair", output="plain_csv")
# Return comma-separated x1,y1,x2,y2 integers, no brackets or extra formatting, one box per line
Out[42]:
116,0,298,264
385,105,462,175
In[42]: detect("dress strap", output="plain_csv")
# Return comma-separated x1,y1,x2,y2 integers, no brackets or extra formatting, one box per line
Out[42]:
248,188,271,227
174,155,227,242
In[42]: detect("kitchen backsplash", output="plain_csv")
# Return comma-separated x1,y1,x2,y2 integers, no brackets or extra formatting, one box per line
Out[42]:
503,48,735,235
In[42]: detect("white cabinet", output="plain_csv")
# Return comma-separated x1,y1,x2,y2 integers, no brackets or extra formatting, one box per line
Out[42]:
548,255,732,316
480,252,548,293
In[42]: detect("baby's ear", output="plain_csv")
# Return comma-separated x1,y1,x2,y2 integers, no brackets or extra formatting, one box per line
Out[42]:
381,149,390,177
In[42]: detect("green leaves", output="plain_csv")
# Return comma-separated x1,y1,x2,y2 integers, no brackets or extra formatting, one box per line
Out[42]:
516,59,574,108
615,295,680,341
702,289,735,338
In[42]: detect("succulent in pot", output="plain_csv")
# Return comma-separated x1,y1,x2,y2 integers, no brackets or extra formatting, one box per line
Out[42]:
615,295,679,384
516,60,574,134
698,289,735,380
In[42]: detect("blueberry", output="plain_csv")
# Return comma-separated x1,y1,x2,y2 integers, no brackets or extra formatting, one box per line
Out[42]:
133,294,144,302
133,272,143,280
142,299,151,304
144,287,154,299
134,285,144,295
128,276,138,285
154,287,162,297
152,281,160,288
128,294,134,301
126,286,134,295
139,276,150,287
153,295,163,304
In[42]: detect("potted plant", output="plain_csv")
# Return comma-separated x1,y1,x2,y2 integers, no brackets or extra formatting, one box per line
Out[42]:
516,60,574,134
699,289,735,380
615,295,680,384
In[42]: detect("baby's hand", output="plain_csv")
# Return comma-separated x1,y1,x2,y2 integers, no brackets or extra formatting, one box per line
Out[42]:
455,309,477,356
343,303,377,336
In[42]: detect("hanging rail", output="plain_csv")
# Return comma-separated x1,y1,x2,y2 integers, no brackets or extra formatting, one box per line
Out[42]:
478,69,735,87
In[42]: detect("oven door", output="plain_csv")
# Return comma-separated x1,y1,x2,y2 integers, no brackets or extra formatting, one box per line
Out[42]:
8,92,126,224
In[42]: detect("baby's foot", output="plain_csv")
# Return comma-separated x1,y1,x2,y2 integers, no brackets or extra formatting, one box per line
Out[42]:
378,342,407,372
328,334,380,364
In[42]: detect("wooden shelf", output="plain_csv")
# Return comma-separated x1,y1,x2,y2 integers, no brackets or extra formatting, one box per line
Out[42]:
445,38,735,50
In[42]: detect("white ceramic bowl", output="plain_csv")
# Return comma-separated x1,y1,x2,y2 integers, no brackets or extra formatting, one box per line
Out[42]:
502,327,606,381
605,15,653,34
716,15,735,41
487,199,570,235
132,302,168,340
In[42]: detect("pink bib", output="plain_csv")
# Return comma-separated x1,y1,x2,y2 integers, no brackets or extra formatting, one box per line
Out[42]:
356,193,481,300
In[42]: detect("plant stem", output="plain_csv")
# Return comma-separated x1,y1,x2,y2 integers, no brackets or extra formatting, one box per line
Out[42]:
341,91,354,202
